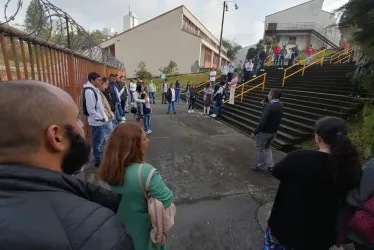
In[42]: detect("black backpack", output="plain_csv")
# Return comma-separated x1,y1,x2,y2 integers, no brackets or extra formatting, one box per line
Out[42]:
82,87,98,116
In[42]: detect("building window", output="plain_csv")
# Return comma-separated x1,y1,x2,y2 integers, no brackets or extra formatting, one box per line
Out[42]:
288,37,297,45
268,23,277,30
182,16,199,36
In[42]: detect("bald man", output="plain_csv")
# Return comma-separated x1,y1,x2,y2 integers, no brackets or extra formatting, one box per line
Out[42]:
0,80,134,250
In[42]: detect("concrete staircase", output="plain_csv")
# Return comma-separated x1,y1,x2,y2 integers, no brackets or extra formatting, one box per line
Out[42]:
193,63,363,150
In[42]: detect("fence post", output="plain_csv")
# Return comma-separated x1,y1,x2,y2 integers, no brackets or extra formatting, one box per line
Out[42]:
0,33,12,80
67,53,77,103
241,84,244,102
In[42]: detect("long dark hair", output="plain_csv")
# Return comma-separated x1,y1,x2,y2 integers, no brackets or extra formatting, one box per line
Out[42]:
316,116,361,189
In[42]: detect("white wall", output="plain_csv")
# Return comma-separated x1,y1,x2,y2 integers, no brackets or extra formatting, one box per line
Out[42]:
265,0,324,25
101,7,202,77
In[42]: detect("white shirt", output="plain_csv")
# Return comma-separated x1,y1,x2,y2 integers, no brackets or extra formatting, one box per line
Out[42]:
228,63,235,73
170,88,176,102
162,82,168,93
221,65,228,75
210,71,216,82
129,82,136,92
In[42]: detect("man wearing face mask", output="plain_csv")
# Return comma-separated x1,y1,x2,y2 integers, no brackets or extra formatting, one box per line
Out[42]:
0,80,134,250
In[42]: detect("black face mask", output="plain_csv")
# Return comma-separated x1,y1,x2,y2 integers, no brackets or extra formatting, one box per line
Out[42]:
61,125,91,175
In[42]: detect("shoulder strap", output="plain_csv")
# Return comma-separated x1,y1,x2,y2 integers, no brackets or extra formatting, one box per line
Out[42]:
137,164,156,199
84,87,98,110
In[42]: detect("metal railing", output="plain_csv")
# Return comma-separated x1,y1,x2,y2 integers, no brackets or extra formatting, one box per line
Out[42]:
282,49,326,87
330,47,353,64
224,73,267,103
196,75,221,93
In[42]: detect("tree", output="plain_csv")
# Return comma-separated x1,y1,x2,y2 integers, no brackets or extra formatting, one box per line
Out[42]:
24,0,50,40
222,39,242,61
159,60,179,75
246,47,258,60
134,61,152,79
90,30,105,45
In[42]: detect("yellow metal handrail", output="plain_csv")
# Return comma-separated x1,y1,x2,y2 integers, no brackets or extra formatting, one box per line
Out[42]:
282,49,326,87
224,73,267,103
330,47,353,64
194,75,222,90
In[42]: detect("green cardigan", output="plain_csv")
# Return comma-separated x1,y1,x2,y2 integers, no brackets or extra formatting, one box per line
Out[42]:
111,163,174,250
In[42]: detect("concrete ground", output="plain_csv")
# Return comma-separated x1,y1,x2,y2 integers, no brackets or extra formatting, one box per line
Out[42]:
81,98,282,250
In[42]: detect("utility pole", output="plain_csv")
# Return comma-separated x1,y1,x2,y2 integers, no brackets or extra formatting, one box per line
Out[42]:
218,1,226,70
65,14,71,49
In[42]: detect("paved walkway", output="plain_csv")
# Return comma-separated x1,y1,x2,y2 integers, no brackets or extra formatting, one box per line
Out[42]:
84,99,284,249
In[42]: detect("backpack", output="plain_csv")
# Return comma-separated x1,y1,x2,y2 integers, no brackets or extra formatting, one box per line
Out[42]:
138,164,176,246
347,196,374,244
82,87,98,116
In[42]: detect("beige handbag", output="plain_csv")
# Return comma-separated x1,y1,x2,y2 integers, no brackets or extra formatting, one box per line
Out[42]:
138,164,176,246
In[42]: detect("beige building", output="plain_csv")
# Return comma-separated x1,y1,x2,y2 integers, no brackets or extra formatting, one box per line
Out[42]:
100,5,229,78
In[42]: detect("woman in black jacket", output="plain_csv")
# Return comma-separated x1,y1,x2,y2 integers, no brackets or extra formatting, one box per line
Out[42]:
264,116,361,250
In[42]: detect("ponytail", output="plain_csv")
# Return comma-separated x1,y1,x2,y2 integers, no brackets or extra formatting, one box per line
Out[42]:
329,134,361,189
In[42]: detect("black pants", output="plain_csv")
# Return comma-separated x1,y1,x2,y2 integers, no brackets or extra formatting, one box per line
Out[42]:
120,99,127,114
288,59,294,67
189,98,196,110
162,92,167,104
354,243,374,250
228,73,233,82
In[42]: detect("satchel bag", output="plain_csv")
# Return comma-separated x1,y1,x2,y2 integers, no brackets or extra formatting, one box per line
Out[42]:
138,164,176,246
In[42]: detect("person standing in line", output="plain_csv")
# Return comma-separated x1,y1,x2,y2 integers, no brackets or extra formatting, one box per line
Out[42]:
188,84,197,113
288,48,296,67
279,45,287,69
129,79,136,104
133,84,146,119
273,44,281,66
99,123,174,250
147,80,156,104
244,60,250,82
252,57,259,77
259,49,267,72
203,83,213,116
210,68,217,86
83,72,108,167
0,80,134,250
116,75,128,121
161,79,168,104
141,92,152,134
228,72,238,105
211,81,226,118
221,63,228,83
305,44,316,65
246,59,254,79
250,88,283,173
263,116,361,250
294,44,300,61
109,74,123,125
166,82,176,115
228,61,235,82
237,61,243,82
185,81,191,105
175,80,181,105
99,78,115,142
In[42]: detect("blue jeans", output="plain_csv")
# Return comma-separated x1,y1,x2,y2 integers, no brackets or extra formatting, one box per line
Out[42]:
273,54,280,65
149,92,155,103
102,122,113,142
115,103,123,123
260,59,265,70
306,55,311,65
175,91,181,104
255,132,275,171
168,101,176,113
253,64,258,75
90,125,104,166
144,114,151,131
214,101,222,116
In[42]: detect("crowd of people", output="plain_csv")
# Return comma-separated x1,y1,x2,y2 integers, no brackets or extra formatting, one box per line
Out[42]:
1,72,374,250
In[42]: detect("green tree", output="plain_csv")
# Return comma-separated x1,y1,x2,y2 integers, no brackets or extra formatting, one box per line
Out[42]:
24,0,50,40
222,39,242,61
246,47,258,60
90,30,105,44
337,0,374,159
159,60,179,75
134,61,152,79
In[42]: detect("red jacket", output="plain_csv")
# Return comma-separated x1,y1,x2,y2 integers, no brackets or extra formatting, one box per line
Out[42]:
305,47,316,56
273,46,281,55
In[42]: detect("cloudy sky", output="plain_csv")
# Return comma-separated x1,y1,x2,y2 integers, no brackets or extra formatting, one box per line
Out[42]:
2,0,348,47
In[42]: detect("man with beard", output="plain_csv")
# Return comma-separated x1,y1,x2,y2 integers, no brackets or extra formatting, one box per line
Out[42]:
0,80,134,250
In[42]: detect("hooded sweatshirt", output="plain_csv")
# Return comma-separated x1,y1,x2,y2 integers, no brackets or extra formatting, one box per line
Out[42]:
83,82,108,126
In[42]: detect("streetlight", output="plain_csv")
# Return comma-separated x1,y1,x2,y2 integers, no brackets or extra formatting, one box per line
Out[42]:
218,1,239,69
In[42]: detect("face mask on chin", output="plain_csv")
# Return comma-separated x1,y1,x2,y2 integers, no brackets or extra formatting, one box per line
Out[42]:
61,125,91,175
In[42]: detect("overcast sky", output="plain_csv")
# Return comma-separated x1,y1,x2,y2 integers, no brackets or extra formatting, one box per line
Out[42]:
2,0,348,47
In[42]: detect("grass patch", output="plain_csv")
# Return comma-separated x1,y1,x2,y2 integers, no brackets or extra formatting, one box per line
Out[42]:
300,103,374,160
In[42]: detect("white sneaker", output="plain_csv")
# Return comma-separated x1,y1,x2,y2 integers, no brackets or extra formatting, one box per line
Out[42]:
252,75,256,77
188,110,191,113
147,130,152,134
121,116,126,121
192,110,194,113
211,114,217,118
146,130,151,134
